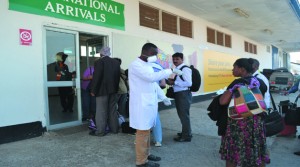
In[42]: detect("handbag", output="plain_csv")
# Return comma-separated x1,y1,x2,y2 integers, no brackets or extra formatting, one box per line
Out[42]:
166,87,175,98
228,84,267,120
265,93,285,137
284,95,300,126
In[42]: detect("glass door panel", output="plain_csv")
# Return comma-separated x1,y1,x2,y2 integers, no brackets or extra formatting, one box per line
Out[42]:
45,28,81,129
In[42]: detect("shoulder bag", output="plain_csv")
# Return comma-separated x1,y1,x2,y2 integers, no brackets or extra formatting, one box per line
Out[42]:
265,93,285,137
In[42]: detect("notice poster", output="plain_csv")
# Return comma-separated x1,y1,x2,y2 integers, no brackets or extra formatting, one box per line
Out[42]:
19,29,32,46
203,50,238,92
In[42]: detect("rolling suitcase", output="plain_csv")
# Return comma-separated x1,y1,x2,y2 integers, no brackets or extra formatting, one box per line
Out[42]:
277,97,297,137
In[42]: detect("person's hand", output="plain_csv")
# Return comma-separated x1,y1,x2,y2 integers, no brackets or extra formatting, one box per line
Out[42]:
90,92,95,96
163,98,171,106
229,84,243,93
172,68,183,76
282,91,289,96
167,78,175,85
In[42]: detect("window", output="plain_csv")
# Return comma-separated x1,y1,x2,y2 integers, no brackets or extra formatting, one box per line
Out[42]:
249,43,253,53
244,41,257,54
180,18,192,38
207,27,231,48
216,31,224,46
253,45,257,54
139,3,159,30
244,41,248,52
207,27,215,44
225,34,231,48
139,3,193,38
162,12,177,34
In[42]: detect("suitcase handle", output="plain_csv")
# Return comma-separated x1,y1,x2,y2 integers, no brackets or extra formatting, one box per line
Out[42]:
293,94,300,106
289,94,300,110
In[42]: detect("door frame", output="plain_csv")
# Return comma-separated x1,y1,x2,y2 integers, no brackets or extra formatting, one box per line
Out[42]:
43,26,81,130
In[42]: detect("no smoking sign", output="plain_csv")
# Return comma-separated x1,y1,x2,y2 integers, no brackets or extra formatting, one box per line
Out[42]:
19,29,32,46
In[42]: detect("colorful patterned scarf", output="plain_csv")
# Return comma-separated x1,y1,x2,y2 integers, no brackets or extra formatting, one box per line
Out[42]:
228,77,267,119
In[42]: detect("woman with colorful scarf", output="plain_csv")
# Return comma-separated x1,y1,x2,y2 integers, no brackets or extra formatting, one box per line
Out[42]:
219,58,270,167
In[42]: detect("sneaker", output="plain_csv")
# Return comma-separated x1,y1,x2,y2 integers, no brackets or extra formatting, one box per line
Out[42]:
88,119,97,131
154,142,162,147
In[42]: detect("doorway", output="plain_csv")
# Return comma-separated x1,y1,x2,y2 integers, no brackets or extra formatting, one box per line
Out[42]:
44,27,107,130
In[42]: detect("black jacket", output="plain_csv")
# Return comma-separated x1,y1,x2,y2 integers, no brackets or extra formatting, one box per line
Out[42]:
91,56,120,96
207,95,228,136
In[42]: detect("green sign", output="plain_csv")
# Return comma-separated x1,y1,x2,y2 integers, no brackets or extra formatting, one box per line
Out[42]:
9,0,125,30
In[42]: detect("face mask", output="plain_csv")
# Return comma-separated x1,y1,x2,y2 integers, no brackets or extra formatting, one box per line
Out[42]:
147,55,157,63
56,55,63,62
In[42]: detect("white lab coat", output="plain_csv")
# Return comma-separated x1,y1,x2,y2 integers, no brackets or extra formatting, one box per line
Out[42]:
129,58,172,130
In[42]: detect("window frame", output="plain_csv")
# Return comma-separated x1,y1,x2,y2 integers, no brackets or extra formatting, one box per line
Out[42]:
139,3,193,38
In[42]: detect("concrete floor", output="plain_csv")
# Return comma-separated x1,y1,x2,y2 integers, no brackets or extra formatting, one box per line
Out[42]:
1,92,300,167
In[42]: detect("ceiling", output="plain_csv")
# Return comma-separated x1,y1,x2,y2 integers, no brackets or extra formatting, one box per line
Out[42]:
158,0,300,53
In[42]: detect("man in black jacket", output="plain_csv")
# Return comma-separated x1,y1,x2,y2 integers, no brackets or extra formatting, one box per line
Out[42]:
90,46,121,136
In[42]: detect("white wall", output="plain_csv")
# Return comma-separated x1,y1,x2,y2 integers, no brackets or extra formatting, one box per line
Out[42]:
0,0,276,128
0,1,124,127
122,0,272,70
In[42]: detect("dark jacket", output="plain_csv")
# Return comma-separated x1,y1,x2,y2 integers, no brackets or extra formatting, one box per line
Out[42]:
207,95,228,136
91,56,120,96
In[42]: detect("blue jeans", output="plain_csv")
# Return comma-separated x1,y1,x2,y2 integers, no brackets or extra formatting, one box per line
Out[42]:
152,113,162,143
81,89,96,118
174,90,192,138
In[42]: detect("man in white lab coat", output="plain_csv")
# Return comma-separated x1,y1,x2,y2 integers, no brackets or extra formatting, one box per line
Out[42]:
129,43,182,167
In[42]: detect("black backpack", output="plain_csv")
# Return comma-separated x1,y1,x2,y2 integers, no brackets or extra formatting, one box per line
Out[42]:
179,65,201,92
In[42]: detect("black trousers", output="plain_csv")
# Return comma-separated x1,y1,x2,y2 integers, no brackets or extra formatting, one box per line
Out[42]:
58,87,74,111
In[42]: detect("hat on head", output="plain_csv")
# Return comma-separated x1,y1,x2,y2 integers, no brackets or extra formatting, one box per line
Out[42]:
100,46,111,57
56,52,68,62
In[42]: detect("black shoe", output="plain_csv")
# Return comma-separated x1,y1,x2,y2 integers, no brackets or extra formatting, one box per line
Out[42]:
136,161,160,167
177,133,193,138
69,109,74,112
147,154,161,161
89,131,106,137
62,109,67,112
82,117,88,122
298,135,300,139
294,151,300,156
174,136,191,142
